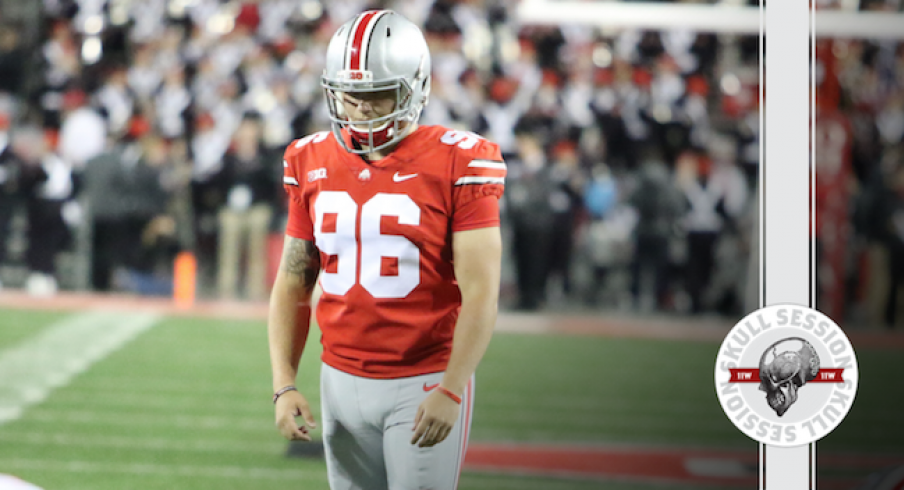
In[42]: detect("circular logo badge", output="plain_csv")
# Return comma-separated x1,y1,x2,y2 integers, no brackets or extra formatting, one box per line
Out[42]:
714,304,858,447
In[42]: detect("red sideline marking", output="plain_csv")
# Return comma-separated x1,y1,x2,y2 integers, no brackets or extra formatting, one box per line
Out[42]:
465,444,756,487
464,444,899,488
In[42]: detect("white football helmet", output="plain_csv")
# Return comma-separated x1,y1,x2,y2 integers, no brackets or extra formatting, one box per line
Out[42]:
322,10,431,154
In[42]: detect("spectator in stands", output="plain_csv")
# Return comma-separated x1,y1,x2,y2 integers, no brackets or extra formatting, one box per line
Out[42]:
94,64,135,139
39,20,81,129
58,88,107,174
0,25,27,96
591,57,649,170
154,64,192,140
646,55,689,165
127,43,163,106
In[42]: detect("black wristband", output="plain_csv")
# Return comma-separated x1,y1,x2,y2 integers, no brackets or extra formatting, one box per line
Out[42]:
272,385,298,404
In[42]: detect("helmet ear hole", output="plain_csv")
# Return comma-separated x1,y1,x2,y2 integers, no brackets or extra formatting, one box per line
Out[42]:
421,77,431,102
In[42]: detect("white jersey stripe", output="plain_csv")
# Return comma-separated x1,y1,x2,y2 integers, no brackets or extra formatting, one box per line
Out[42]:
467,159,506,170
454,176,505,186
283,176,298,186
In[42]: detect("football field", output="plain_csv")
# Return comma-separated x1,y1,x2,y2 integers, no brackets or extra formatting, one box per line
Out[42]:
0,297,901,490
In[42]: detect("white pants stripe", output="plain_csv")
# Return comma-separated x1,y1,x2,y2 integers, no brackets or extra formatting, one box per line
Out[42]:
451,379,473,490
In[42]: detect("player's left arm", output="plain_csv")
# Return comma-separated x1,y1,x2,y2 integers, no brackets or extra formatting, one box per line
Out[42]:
411,225,501,447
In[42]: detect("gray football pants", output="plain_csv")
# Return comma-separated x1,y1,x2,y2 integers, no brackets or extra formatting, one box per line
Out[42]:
320,363,474,490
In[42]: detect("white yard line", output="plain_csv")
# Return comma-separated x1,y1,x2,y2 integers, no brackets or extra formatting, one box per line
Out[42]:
0,458,318,481
19,410,266,431
0,432,278,455
0,310,159,425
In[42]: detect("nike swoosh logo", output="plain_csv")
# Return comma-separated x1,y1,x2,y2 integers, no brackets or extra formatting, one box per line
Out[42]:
423,382,439,392
393,172,418,182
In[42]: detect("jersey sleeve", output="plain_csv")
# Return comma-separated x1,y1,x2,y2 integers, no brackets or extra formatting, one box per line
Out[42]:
451,137,506,231
452,195,501,232
282,141,314,240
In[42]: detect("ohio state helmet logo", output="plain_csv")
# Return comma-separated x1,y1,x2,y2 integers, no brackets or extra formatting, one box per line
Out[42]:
715,305,858,447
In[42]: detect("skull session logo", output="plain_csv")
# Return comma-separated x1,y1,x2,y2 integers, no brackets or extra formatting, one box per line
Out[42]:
715,305,858,447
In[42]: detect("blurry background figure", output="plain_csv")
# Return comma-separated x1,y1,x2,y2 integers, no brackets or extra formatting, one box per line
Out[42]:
582,162,637,307
882,162,904,329
57,88,106,177
93,64,135,140
0,110,20,289
39,20,81,130
154,64,192,140
0,25,27,96
83,132,173,294
504,133,555,310
190,111,231,283
856,146,904,329
628,150,683,312
545,140,585,303
215,116,278,301
676,134,749,315
11,126,75,297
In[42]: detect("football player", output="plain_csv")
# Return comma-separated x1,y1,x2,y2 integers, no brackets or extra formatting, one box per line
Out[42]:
267,9,506,490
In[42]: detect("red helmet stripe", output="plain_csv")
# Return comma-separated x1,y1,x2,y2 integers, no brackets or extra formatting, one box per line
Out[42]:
349,11,377,70
348,10,387,71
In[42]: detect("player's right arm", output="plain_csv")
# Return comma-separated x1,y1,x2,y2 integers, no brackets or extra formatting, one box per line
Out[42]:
268,137,321,441
268,236,320,441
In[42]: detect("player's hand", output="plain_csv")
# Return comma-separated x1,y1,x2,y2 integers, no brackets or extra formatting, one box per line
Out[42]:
274,390,317,441
410,390,460,448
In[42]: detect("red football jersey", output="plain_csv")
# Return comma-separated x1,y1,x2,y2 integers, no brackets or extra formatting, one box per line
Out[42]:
282,125,506,378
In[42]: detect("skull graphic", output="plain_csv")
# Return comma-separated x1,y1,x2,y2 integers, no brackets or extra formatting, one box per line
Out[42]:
758,338,820,417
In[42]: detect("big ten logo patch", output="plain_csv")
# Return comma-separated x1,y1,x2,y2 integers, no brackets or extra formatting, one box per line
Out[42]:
714,304,858,447
308,168,327,182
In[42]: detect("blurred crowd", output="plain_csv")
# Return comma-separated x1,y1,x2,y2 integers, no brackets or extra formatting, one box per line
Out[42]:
0,0,900,325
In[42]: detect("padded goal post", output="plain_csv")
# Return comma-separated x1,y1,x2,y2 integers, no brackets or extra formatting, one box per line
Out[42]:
515,1,904,39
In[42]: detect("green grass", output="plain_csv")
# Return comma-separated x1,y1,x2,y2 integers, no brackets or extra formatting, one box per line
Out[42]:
475,335,749,447
819,347,904,454
0,308,900,490
0,309,69,345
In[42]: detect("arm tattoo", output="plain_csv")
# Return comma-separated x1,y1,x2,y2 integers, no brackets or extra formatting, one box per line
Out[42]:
281,237,321,288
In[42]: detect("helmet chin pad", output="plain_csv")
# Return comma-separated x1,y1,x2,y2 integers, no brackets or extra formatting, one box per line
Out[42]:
348,121,395,148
